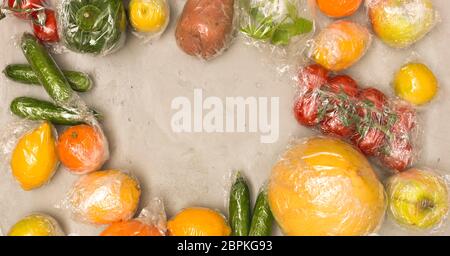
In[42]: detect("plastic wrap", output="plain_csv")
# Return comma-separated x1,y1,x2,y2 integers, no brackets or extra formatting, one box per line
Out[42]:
386,168,449,232
1,0,60,43
64,169,141,225
267,136,386,236
167,207,231,236
7,213,64,236
308,20,372,72
294,64,420,172
58,0,127,55
0,120,59,191
100,198,167,236
56,124,109,175
175,0,236,61
366,0,439,49
128,0,170,42
239,0,314,72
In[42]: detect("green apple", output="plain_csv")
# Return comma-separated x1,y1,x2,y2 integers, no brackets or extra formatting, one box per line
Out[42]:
386,169,449,230
368,0,437,48
8,213,64,236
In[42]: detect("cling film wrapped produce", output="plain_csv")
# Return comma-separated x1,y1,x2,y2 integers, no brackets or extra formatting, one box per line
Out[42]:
293,64,420,172
268,136,386,236
64,169,141,225
58,0,127,55
128,0,170,42
100,198,167,236
8,213,64,236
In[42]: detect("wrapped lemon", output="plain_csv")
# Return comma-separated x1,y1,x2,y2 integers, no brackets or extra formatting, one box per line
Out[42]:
10,122,59,191
8,213,64,236
129,0,170,38
168,207,231,236
394,63,438,105
268,137,386,236
67,169,141,225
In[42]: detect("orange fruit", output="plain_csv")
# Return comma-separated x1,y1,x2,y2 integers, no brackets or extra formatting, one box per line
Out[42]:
167,207,231,236
312,20,371,71
57,125,108,174
100,220,164,236
317,0,362,18
68,170,141,225
268,137,385,236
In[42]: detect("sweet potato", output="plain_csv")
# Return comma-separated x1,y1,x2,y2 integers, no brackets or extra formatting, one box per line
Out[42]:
175,0,235,60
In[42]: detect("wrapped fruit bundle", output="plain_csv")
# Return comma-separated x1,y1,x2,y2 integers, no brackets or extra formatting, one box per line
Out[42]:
293,64,419,171
0,0,59,43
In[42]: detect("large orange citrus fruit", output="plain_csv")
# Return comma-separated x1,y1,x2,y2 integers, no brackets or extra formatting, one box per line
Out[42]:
317,0,362,18
268,137,385,236
100,220,164,236
167,207,231,236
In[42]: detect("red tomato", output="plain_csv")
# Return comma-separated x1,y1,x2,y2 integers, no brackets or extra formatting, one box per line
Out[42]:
8,0,45,19
320,111,355,138
293,91,321,127
325,75,359,97
359,88,387,110
392,103,417,133
352,127,385,156
31,9,59,43
379,137,413,171
298,64,329,89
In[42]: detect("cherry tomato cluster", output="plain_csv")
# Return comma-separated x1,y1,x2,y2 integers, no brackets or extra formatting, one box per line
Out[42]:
294,64,418,171
2,0,59,43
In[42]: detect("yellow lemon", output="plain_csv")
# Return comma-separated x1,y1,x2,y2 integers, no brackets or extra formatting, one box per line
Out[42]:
68,170,141,225
168,207,231,236
312,20,371,71
8,213,64,236
394,63,438,105
268,137,386,236
10,122,58,191
129,0,168,33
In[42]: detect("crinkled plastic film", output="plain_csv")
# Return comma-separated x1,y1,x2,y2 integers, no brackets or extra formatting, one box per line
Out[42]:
63,169,141,225
0,120,59,191
7,213,65,236
366,0,439,49
293,64,420,172
129,0,170,42
239,0,315,73
267,136,386,236
175,0,237,61
386,168,449,232
58,0,127,56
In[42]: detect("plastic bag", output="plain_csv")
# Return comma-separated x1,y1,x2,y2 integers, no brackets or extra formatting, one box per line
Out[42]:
1,0,60,44
58,0,127,56
63,169,141,225
293,64,420,172
175,0,236,60
0,120,59,191
308,20,372,72
239,0,315,69
386,168,449,232
267,136,386,236
7,213,65,236
366,0,439,49
167,207,231,236
128,0,170,42
100,198,167,236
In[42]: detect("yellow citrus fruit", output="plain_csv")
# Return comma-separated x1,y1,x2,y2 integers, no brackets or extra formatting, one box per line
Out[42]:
268,137,386,236
68,170,141,225
8,213,64,236
129,0,168,33
10,122,58,191
394,63,438,105
168,207,231,236
312,20,371,71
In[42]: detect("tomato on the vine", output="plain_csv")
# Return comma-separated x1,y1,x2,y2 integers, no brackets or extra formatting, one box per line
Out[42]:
359,88,387,110
320,111,355,138
8,0,45,19
352,127,385,156
391,103,417,133
325,75,359,97
379,137,413,171
298,64,329,89
31,9,59,43
293,91,321,127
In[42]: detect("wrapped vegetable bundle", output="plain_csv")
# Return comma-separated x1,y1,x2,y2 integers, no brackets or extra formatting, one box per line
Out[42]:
293,64,419,171
58,0,127,55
